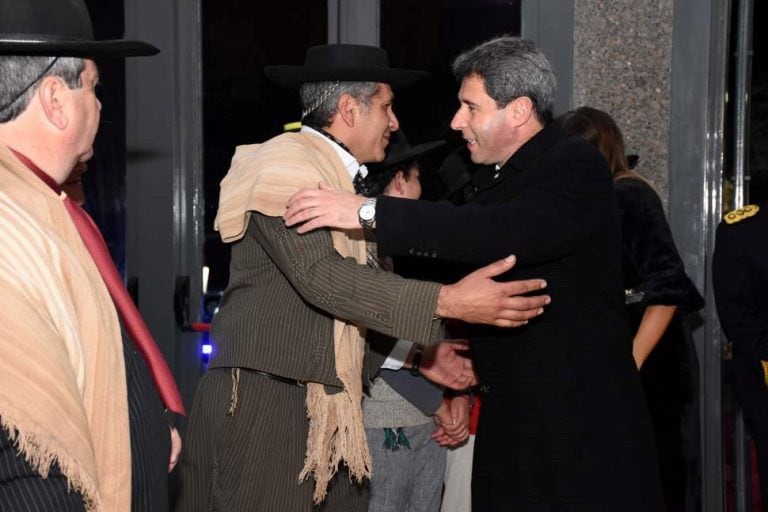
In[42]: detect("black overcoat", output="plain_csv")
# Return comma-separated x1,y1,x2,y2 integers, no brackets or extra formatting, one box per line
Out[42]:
376,124,664,511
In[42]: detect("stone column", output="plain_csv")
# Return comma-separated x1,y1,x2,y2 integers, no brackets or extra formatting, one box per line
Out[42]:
573,0,674,204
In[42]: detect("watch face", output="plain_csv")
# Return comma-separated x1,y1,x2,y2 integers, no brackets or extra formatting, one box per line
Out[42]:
360,204,376,220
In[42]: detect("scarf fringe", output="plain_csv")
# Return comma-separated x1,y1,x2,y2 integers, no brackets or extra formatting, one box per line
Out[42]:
299,328,372,505
1,411,100,511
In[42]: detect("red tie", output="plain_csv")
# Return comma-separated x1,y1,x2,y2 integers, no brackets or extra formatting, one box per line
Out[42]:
11,149,185,415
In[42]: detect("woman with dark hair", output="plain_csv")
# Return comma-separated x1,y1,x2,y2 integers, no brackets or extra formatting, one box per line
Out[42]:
560,106,705,511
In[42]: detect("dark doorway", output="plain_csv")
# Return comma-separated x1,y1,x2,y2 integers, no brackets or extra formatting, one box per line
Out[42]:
201,1,328,309
380,0,521,145
83,0,128,275
379,0,521,200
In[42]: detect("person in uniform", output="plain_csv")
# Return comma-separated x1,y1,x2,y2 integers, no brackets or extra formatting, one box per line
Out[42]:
713,202,768,511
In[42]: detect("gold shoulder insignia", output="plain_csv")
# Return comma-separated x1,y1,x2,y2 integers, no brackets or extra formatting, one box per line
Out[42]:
762,360,768,387
723,204,760,224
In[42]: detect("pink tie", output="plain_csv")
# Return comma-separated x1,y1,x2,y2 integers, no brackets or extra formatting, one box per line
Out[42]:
12,149,186,415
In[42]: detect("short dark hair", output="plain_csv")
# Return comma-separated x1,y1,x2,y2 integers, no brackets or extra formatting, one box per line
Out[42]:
0,56,85,123
452,36,556,124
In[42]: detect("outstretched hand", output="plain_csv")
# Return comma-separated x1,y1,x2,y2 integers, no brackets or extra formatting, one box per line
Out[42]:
284,182,364,233
420,340,477,390
436,255,550,328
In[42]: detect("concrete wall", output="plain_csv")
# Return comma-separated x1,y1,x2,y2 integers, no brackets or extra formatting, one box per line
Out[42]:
573,0,674,204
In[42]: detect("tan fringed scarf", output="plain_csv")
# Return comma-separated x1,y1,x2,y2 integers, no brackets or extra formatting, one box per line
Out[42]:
0,145,131,511
215,132,371,503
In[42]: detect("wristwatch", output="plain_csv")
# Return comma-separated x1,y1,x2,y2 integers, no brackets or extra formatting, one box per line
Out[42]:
358,197,377,229
409,345,423,376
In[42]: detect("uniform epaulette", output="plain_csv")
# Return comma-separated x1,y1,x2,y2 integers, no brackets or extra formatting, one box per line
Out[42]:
723,204,760,224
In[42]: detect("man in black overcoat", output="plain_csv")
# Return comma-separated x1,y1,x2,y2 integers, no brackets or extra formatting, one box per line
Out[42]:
285,35,664,511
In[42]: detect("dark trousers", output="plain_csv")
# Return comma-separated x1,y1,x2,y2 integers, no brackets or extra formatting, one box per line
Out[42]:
733,356,768,512
176,368,368,512
123,332,172,511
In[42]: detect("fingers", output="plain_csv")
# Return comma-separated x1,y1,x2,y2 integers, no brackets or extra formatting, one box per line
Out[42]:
168,427,182,473
445,374,474,390
286,187,319,210
501,277,548,295
296,218,325,234
433,429,469,446
473,254,517,279
499,295,550,318
484,291,551,327
284,184,333,225
432,428,468,446
437,339,470,350
284,205,316,227
441,418,464,437
284,195,314,226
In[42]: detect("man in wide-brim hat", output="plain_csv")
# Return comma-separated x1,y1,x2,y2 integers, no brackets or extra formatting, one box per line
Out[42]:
362,128,445,197
176,43,550,511
0,1,184,510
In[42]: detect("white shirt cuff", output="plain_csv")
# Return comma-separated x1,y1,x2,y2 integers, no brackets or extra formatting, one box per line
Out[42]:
381,339,414,370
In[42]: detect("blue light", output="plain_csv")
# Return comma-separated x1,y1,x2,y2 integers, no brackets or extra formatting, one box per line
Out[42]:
201,343,213,355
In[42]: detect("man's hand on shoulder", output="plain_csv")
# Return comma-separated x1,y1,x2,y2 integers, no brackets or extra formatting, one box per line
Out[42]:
437,255,550,327
284,182,365,233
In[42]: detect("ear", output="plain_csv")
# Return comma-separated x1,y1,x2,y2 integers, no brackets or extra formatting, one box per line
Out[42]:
391,170,407,196
336,93,358,127
507,96,534,127
36,76,69,131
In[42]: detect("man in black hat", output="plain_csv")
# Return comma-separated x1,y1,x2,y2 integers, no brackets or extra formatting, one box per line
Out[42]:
0,1,182,510
176,43,551,511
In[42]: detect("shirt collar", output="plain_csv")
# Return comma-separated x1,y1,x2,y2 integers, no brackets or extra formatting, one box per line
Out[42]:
300,125,368,180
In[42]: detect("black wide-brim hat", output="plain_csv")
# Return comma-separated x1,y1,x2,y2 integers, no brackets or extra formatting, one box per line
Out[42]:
264,44,427,88
0,0,158,57
368,129,445,171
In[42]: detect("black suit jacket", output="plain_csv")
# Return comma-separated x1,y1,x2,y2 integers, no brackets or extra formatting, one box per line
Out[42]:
375,123,664,511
